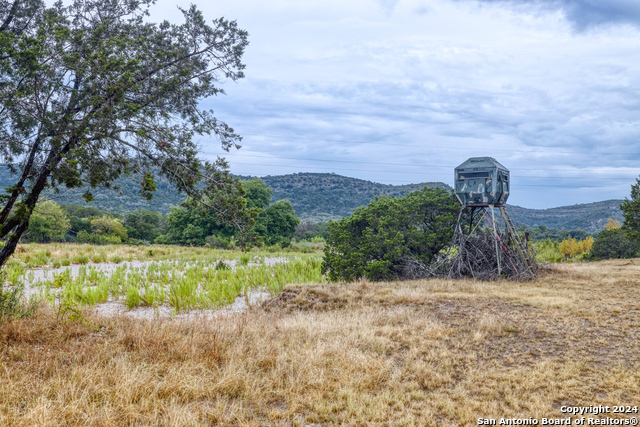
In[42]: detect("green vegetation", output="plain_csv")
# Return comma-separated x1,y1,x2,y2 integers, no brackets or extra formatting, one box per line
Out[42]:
22,201,70,243
254,199,300,247
590,228,639,260
0,168,628,233
621,178,640,242
21,179,301,250
31,257,322,311
533,236,594,263
521,224,592,242
322,188,460,281
0,0,252,269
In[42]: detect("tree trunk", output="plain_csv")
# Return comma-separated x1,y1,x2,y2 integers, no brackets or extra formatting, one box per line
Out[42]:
0,140,72,268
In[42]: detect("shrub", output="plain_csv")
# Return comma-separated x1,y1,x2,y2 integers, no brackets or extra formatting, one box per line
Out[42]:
205,235,231,249
77,230,122,245
322,188,460,281
72,254,90,265
590,229,639,259
0,283,35,322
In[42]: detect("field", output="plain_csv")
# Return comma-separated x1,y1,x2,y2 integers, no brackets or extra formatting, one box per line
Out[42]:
4,243,322,313
1,248,639,425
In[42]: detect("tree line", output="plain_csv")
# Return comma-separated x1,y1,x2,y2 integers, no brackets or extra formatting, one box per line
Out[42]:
23,179,300,249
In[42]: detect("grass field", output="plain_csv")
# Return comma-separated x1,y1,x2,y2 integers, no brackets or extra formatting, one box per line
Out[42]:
8,243,321,269
1,258,639,425
4,243,323,312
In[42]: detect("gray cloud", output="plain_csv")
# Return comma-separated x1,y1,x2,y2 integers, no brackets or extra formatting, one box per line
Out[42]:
145,0,640,208
463,0,640,30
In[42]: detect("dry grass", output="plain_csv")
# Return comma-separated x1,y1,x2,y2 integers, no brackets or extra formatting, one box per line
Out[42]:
2,260,640,425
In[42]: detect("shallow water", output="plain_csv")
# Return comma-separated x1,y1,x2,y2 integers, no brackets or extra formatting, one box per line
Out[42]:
19,257,288,317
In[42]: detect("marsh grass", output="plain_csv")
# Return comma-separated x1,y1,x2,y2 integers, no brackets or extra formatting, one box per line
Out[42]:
1,260,639,425
33,257,323,311
10,243,319,268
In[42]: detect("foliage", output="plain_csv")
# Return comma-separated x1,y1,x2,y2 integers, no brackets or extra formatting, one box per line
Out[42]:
23,201,70,243
161,179,288,247
76,230,121,245
0,282,35,322
244,172,451,222
533,238,562,263
590,228,639,260
294,221,329,240
124,210,166,242
322,188,460,282
558,236,594,259
241,178,273,211
0,0,252,268
621,178,640,242
254,199,300,248
522,224,592,242
90,216,128,241
604,218,621,230
164,205,229,246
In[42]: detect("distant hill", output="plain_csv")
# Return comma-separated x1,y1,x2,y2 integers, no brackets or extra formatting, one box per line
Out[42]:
0,167,626,232
255,173,451,222
507,200,624,233
0,166,184,214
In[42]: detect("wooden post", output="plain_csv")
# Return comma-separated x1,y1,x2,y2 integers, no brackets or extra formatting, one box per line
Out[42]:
490,205,501,276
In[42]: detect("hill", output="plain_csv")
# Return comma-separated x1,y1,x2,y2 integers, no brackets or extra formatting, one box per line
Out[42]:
256,173,450,222
507,200,624,233
0,167,184,214
0,168,625,232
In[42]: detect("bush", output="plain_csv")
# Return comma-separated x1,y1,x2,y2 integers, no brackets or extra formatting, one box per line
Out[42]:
254,199,300,248
590,229,639,259
76,230,122,245
205,235,232,249
0,280,36,322
322,188,460,281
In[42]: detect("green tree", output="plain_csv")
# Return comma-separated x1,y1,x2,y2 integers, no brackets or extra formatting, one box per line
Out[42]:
241,179,273,210
254,199,300,247
61,203,120,241
90,216,128,241
124,210,166,242
164,202,236,246
0,0,251,267
23,201,70,242
322,188,460,282
162,179,273,246
621,178,640,242
590,228,638,259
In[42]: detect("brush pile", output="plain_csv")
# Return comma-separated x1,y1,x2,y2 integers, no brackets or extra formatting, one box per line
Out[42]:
402,229,537,281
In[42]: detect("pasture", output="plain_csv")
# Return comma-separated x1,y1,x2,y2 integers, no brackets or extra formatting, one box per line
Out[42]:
0,245,639,425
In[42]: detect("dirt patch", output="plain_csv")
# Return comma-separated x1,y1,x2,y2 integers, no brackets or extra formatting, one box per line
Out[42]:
263,287,350,312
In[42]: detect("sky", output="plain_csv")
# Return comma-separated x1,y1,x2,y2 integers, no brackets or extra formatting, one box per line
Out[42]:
148,0,640,209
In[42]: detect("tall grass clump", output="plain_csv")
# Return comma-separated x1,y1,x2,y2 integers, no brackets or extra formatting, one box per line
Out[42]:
0,262,37,322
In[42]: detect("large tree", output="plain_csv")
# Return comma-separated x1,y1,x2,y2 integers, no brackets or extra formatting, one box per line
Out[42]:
0,0,252,266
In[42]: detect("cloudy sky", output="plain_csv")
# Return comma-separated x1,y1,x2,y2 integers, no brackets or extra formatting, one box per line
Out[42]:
151,0,640,209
